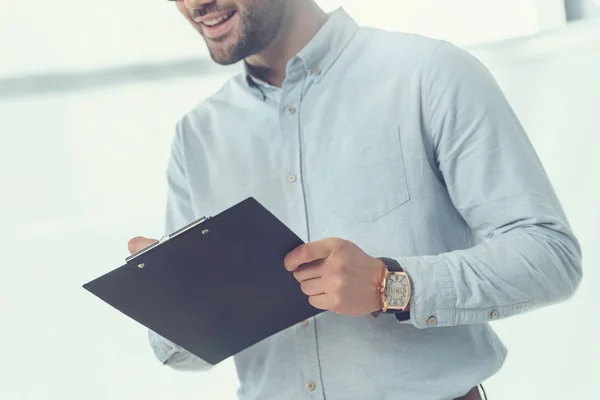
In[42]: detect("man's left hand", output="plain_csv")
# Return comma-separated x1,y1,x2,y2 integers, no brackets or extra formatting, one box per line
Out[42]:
284,238,386,317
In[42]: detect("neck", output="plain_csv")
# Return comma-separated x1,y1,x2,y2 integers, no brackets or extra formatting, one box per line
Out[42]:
245,1,327,88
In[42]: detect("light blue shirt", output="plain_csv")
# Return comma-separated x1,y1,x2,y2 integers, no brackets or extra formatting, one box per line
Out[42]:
149,9,582,400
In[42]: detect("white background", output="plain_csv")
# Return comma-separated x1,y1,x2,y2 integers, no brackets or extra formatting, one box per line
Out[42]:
1,1,599,399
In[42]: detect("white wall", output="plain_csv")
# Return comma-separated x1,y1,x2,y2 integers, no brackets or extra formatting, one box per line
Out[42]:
1,16,599,400
0,0,549,77
0,74,240,400
471,19,600,399
318,0,545,44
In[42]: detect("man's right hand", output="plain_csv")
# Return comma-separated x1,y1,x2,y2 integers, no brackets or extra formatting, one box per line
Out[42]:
128,236,158,255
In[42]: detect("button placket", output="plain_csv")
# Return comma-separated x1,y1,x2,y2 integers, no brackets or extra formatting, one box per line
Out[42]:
280,72,323,399
294,317,324,399
279,96,305,238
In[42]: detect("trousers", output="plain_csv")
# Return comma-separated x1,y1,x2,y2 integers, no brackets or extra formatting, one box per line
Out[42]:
455,386,483,400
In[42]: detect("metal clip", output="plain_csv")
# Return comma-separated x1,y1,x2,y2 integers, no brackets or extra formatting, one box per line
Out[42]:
126,216,211,263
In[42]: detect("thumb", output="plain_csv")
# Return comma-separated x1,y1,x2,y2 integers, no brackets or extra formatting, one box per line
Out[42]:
128,236,158,255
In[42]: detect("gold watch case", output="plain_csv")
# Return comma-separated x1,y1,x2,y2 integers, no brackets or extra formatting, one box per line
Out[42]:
381,270,411,312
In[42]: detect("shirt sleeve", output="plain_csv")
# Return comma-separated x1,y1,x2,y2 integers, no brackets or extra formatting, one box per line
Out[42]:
397,41,582,329
149,330,213,371
147,120,213,371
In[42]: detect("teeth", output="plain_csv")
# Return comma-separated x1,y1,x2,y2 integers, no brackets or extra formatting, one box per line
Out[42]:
200,12,232,27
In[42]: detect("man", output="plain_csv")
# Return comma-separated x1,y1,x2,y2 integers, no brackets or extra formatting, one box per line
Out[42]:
128,0,582,399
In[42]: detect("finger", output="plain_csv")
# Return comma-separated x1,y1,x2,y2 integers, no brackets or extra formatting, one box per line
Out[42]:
300,278,326,296
284,238,341,272
293,259,326,282
128,237,158,255
308,294,329,310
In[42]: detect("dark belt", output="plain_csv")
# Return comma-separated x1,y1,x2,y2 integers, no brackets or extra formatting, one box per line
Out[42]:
455,386,483,400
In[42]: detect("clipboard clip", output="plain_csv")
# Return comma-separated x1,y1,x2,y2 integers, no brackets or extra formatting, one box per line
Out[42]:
126,216,211,263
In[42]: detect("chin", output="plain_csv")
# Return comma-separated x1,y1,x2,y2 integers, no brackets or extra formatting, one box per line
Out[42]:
208,52,241,66
208,43,245,66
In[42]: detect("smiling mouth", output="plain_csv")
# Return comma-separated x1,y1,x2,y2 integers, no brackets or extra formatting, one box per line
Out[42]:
197,10,236,28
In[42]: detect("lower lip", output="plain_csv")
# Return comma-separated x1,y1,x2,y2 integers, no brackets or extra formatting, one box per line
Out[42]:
200,12,237,40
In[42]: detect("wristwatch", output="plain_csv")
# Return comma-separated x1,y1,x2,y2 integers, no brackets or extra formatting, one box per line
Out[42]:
378,257,411,314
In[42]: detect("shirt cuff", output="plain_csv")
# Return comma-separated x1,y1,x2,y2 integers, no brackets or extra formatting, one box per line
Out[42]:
394,255,457,329
148,330,179,364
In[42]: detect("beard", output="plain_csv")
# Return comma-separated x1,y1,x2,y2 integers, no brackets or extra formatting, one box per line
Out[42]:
203,0,288,65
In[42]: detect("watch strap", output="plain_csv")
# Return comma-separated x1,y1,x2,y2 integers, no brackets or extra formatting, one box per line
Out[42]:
378,257,404,272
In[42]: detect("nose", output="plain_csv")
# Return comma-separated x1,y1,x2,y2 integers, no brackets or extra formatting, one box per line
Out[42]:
184,0,215,9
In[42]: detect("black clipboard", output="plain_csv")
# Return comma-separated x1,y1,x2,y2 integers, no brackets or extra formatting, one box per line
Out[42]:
83,197,322,365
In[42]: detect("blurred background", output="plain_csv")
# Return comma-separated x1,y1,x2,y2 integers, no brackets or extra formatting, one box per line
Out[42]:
1,0,599,399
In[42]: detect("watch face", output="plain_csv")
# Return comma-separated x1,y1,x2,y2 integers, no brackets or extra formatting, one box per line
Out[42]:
387,274,408,307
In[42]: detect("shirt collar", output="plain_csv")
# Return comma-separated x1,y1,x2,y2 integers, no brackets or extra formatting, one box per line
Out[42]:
295,8,358,83
243,8,358,88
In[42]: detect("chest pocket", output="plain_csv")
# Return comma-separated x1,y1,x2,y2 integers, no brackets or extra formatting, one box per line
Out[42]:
324,126,411,223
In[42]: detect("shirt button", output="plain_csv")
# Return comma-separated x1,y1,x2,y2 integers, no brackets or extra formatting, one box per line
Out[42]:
311,67,322,76
306,381,316,392
490,310,499,319
300,319,309,326
286,106,296,115
427,316,437,326
288,175,297,183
